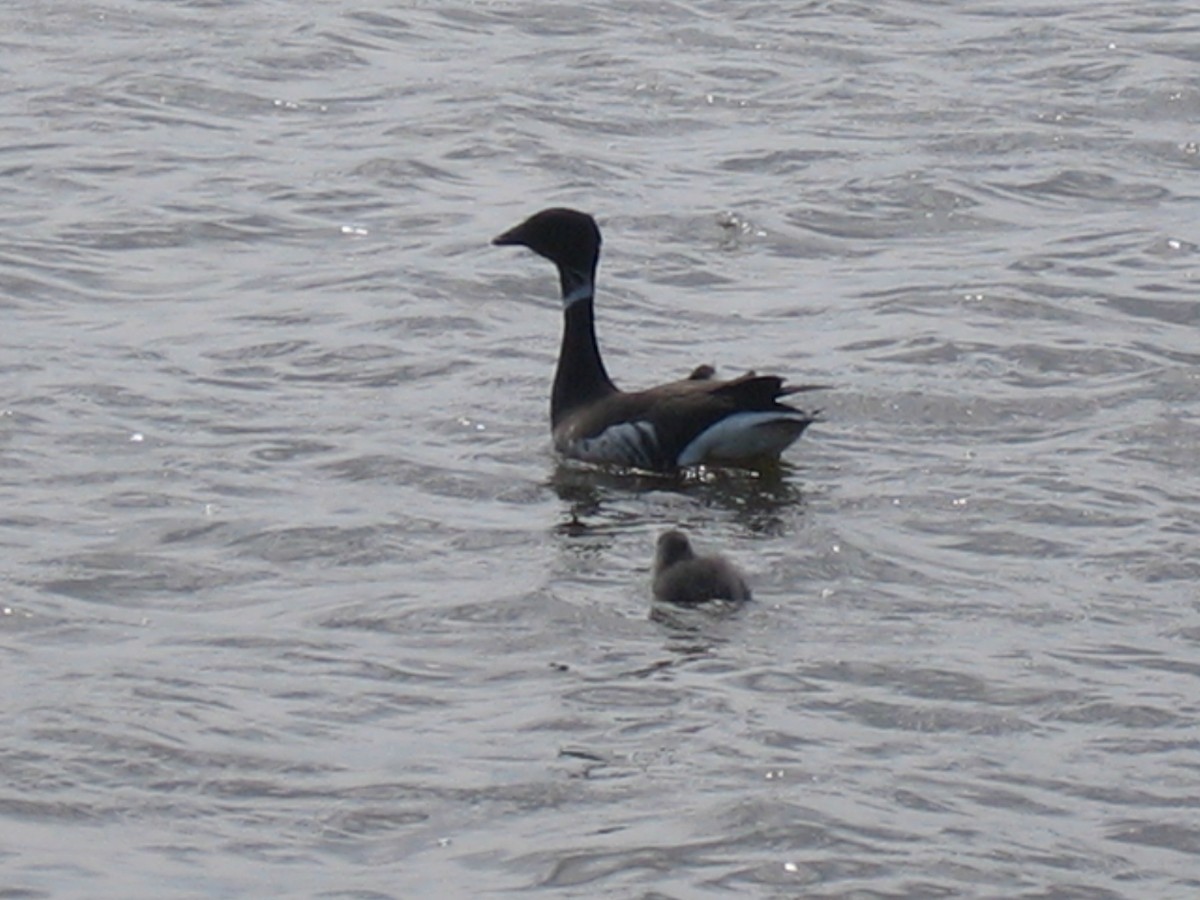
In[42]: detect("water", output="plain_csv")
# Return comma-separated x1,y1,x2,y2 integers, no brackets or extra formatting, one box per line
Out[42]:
3,1,1198,896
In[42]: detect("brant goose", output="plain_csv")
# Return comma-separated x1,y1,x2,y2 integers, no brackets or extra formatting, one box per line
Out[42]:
493,208,820,472
653,529,751,605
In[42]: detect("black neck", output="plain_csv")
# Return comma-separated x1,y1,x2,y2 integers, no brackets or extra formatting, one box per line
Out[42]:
552,296,616,426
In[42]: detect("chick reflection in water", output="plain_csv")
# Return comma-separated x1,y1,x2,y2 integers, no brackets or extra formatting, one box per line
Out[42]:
652,529,751,606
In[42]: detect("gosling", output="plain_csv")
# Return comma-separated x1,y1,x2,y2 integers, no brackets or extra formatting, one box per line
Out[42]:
652,530,751,605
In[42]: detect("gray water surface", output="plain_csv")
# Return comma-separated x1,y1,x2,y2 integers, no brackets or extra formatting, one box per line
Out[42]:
3,1,1199,897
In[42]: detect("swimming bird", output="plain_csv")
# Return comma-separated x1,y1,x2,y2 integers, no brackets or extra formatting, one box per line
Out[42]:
653,529,751,605
492,207,820,472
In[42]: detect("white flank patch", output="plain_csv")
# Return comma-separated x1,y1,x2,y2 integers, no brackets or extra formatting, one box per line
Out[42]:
571,420,660,469
676,412,809,467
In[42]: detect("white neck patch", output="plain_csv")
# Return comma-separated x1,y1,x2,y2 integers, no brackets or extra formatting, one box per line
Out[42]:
563,280,593,308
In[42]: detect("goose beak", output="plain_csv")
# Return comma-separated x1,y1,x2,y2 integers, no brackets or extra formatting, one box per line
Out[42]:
492,224,525,247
